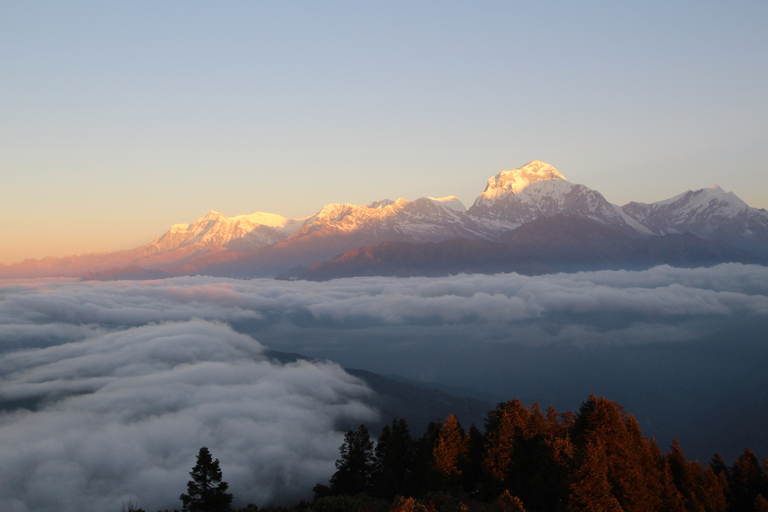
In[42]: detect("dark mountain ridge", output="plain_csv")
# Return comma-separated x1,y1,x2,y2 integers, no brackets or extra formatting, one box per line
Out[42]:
294,215,764,281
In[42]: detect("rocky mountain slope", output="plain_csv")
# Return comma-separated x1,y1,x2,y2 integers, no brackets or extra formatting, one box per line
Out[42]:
292,215,763,281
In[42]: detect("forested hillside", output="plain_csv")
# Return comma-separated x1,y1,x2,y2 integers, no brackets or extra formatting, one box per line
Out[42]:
143,394,767,512
306,395,767,512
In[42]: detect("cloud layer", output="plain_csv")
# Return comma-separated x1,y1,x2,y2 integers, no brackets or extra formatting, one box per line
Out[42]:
0,320,376,512
3,264,768,341
2,264,768,510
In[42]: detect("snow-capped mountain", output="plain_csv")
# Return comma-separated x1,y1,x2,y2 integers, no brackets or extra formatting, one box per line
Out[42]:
295,214,762,281
466,160,649,234
287,195,481,244
622,185,768,256
143,210,308,254
2,160,765,279
184,196,490,278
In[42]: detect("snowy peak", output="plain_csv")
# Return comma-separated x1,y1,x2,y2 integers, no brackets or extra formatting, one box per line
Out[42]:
466,160,644,233
619,184,768,256
627,185,751,224
147,209,307,254
6,159,767,281
289,195,472,243
427,196,466,212
479,160,567,200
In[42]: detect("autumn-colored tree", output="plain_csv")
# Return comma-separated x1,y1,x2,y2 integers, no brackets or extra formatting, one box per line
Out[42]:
545,404,572,439
567,437,623,512
622,414,662,512
570,395,646,512
433,415,468,479
698,466,728,512
315,394,767,512
526,403,548,438
731,448,768,512
755,495,768,512
483,399,529,486
495,490,526,512
390,496,428,512
667,439,704,512
661,458,688,512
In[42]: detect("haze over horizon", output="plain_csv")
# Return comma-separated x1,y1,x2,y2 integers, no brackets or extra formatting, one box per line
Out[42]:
2,2,767,265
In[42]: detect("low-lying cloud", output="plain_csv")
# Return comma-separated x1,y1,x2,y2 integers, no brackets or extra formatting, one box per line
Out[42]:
3,264,767,341
0,320,377,512
2,263,768,510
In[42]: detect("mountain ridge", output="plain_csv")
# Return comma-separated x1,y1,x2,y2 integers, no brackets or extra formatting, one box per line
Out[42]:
290,215,764,281
3,160,767,279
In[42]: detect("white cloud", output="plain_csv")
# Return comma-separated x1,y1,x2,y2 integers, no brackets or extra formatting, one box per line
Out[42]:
2,264,768,510
0,320,377,512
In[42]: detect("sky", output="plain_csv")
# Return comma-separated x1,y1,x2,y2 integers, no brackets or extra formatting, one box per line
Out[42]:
1,1,767,265
2,265,768,510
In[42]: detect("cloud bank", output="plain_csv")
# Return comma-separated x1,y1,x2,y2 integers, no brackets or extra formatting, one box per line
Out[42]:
0,320,377,512
4,264,768,332
2,263,768,510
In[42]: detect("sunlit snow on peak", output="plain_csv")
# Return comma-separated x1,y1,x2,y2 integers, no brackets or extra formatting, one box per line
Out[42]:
480,160,567,200
427,196,466,212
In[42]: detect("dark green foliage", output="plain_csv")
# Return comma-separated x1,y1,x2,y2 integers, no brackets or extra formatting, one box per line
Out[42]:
179,446,233,512
373,418,415,499
461,424,485,493
412,420,444,495
328,425,375,496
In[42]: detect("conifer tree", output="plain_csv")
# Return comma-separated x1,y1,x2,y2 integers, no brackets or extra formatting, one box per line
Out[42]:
179,446,233,512
661,459,688,512
567,437,622,512
732,448,767,512
410,419,444,494
666,438,704,512
433,414,467,479
699,466,728,512
483,399,529,486
462,424,485,493
373,418,414,499
329,424,375,496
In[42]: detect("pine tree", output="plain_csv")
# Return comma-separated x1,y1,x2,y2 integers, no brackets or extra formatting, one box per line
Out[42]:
179,446,233,512
373,418,414,499
329,424,375,495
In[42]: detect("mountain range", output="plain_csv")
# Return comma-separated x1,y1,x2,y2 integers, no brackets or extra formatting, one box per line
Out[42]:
2,160,766,280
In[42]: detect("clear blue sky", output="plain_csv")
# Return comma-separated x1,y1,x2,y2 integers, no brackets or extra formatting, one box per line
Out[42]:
1,1,766,264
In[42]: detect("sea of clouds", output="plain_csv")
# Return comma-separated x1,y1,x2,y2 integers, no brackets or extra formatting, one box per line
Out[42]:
2,264,768,511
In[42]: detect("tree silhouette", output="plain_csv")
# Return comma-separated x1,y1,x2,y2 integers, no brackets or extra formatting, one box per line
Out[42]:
180,446,233,512
329,424,375,495
374,418,414,499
